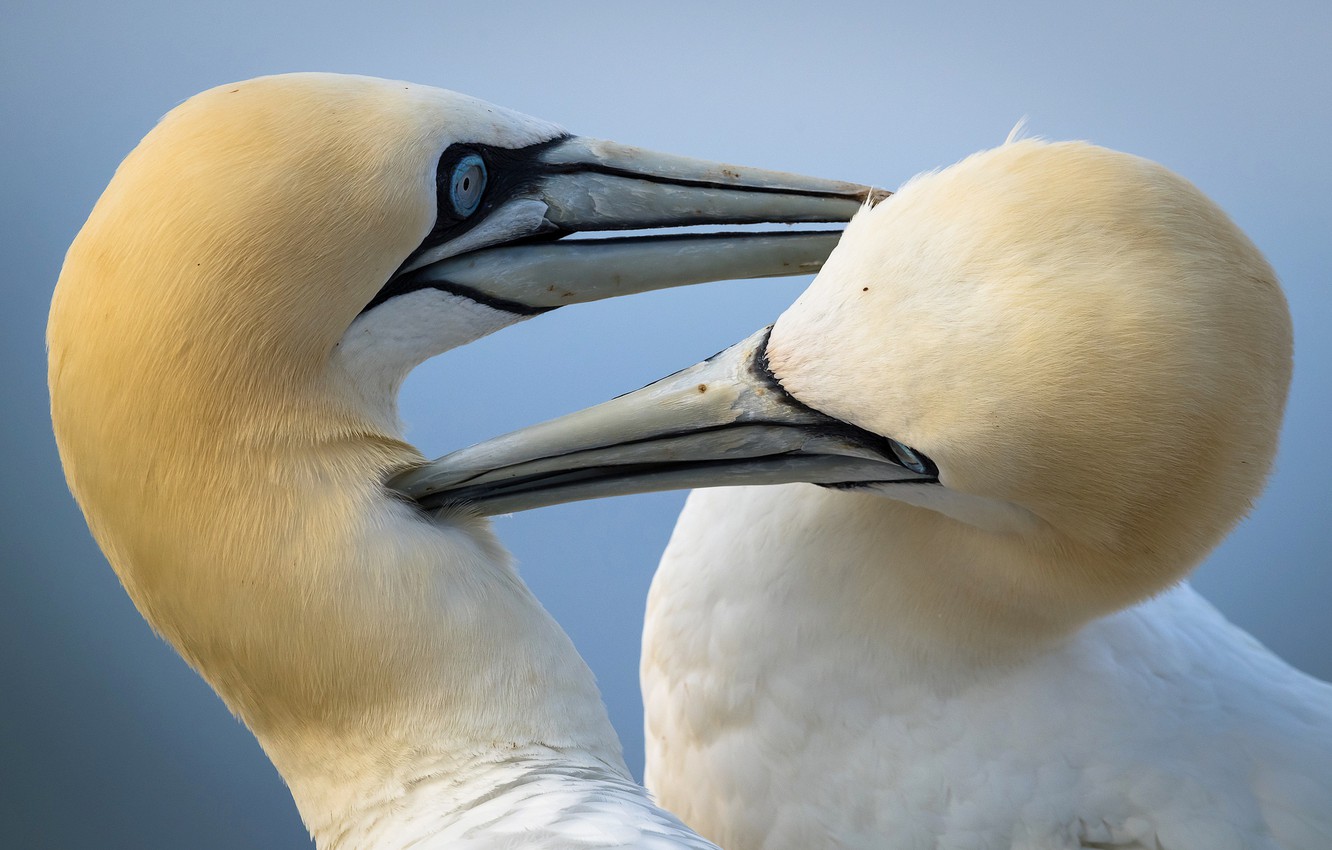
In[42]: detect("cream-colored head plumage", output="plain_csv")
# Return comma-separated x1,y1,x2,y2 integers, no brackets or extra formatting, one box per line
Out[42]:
768,139,1293,635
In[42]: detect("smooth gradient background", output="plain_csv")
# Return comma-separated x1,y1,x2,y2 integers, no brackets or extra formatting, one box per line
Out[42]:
3,2,1329,847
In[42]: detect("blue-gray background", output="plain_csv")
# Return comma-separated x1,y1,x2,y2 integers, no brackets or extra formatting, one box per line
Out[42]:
3,2,1329,847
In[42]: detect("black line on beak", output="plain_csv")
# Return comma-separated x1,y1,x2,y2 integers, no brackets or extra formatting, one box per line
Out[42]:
359,276,555,317
537,159,878,202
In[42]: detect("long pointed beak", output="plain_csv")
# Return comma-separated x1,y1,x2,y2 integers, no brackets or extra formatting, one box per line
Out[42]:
392,327,937,515
371,136,886,315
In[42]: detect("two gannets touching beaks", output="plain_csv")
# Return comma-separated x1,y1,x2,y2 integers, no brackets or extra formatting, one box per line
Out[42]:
408,141,1332,848
51,69,1329,849
48,73,877,848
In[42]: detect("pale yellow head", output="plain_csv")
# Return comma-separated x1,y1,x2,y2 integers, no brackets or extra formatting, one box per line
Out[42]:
768,140,1293,624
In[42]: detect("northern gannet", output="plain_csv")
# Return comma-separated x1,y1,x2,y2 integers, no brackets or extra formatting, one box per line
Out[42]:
402,140,1332,849
47,72,879,848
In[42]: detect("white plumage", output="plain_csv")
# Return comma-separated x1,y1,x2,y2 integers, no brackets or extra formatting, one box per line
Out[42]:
641,141,1332,849
646,489,1331,849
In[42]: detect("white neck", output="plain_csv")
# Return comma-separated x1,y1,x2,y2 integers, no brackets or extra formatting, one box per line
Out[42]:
655,483,1133,672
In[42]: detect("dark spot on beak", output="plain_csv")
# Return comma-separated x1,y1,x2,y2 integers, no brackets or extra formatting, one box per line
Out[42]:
862,287,869,292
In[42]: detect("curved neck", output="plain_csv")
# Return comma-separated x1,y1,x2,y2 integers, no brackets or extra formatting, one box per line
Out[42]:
51,359,628,842
670,484,1161,668
241,471,630,837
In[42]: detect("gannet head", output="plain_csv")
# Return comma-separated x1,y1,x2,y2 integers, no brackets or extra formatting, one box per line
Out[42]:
766,139,1292,574
406,139,1292,634
48,72,876,806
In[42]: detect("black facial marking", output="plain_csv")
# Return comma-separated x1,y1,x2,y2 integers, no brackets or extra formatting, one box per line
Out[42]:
360,277,554,317
397,136,572,277
819,478,938,491
355,136,570,318
750,327,937,478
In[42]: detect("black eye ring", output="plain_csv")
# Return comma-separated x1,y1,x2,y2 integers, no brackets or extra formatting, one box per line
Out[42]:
447,153,487,217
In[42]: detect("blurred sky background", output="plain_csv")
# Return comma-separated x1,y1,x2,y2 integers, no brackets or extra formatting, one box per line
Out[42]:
3,2,1329,847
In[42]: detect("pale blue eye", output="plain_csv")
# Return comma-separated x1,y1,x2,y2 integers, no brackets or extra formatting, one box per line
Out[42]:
449,153,486,217
890,440,930,475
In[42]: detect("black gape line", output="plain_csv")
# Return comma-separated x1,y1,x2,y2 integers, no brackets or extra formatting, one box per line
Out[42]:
750,326,941,481
371,228,843,319
364,277,554,318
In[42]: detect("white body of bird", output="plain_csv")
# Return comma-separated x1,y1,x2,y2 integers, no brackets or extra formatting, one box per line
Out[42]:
47,73,871,848
646,489,1331,849
641,142,1331,849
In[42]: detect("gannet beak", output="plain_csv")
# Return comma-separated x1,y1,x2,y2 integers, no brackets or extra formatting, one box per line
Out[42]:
392,326,937,514
370,136,885,315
